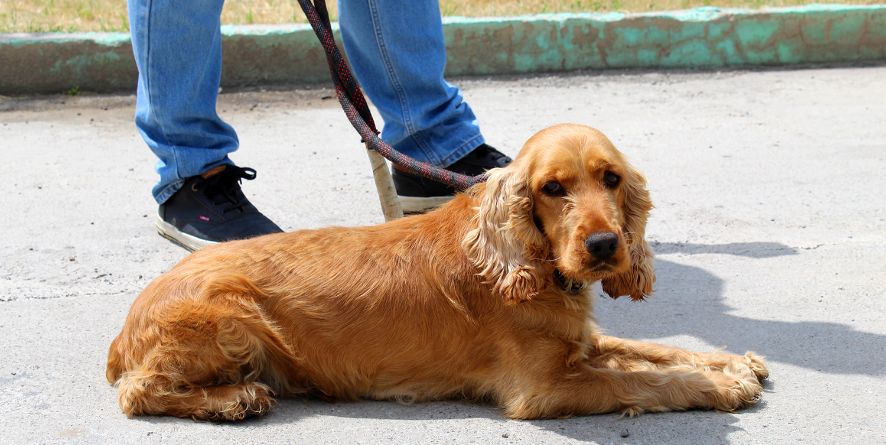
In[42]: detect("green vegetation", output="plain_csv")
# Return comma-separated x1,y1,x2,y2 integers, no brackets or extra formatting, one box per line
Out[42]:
0,0,878,33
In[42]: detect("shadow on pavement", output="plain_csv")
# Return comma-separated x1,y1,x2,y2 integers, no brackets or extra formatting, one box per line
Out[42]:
651,241,800,258
132,397,745,443
601,242,885,377
263,399,745,444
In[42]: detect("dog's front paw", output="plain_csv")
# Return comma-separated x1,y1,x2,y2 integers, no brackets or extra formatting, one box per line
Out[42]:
196,382,277,422
743,352,769,382
707,363,764,412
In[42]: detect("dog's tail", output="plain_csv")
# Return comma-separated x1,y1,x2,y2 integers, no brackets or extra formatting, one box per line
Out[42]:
106,334,125,384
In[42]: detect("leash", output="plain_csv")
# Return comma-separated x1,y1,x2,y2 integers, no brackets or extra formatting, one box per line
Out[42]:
296,0,486,191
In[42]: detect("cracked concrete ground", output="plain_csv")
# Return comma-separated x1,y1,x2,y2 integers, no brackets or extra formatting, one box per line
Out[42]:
1,67,884,444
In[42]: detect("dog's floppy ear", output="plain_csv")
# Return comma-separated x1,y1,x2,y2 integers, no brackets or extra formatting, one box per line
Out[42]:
602,165,655,300
463,167,550,304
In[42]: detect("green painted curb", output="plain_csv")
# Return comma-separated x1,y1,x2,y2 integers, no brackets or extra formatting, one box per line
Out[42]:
1,5,885,95
443,5,886,74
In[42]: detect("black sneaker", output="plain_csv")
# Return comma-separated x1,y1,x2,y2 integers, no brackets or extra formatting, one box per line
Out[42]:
392,144,512,213
156,165,283,251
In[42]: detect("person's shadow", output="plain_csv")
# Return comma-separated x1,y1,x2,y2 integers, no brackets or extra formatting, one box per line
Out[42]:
598,241,885,377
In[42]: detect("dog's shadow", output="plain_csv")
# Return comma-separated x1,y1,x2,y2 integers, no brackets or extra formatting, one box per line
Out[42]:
134,241,881,442
134,396,746,443
261,397,750,444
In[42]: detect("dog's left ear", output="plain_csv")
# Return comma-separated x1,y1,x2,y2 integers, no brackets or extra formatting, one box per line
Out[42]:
602,165,655,300
463,167,550,304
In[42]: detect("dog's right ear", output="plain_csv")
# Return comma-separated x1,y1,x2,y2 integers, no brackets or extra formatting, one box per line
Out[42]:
462,167,550,304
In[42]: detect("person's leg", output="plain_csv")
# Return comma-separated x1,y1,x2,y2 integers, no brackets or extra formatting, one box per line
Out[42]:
338,0,484,167
338,0,511,212
128,0,237,204
129,0,280,250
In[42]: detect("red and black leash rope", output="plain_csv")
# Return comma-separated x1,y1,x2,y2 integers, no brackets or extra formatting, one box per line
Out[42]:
297,0,486,191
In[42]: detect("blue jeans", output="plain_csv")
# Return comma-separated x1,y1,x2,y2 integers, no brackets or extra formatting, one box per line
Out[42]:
129,0,485,204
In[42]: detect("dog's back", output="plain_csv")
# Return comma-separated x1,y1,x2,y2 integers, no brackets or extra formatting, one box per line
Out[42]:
105,195,509,419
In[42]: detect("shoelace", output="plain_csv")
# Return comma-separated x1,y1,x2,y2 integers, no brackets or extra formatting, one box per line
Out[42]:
453,145,510,173
201,166,257,215
477,145,510,166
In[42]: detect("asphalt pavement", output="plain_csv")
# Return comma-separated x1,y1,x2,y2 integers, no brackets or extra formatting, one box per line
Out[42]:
1,67,884,444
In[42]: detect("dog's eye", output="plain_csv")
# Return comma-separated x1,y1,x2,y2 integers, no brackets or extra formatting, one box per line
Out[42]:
603,171,621,189
541,181,565,196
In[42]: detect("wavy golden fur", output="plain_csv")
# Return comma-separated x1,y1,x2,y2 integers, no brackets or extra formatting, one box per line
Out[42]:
107,124,768,421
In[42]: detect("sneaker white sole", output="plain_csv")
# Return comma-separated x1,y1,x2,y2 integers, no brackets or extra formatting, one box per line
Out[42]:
155,216,217,252
398,195,454,214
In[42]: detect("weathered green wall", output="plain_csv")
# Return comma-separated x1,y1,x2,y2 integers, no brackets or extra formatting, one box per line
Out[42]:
442,6,886,75
1,6,884,95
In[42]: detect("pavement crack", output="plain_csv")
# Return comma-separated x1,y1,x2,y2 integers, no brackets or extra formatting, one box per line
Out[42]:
0,289,129,303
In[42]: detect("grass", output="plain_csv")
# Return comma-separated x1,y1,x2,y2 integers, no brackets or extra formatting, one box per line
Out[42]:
0,0,880,33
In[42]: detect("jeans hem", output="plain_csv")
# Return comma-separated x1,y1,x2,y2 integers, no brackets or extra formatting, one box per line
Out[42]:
439,134,485,167
153,158,233,204
154,179,184,205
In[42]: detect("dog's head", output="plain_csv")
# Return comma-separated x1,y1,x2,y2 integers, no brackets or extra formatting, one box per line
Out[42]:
463,124,655,303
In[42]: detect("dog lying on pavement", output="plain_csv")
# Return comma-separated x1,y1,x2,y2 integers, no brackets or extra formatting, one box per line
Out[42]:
107,123,768,421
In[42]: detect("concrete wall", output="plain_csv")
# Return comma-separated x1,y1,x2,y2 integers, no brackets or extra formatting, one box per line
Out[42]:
1,5,885,95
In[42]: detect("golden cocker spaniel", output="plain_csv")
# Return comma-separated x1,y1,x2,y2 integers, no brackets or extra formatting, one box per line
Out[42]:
107,124,768,421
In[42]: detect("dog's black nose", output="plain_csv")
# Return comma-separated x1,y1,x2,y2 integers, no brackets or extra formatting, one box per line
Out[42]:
585,232,618,260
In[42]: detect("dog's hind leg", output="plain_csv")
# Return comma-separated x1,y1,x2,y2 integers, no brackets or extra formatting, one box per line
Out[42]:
116,369,276,421
111,292,302,421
